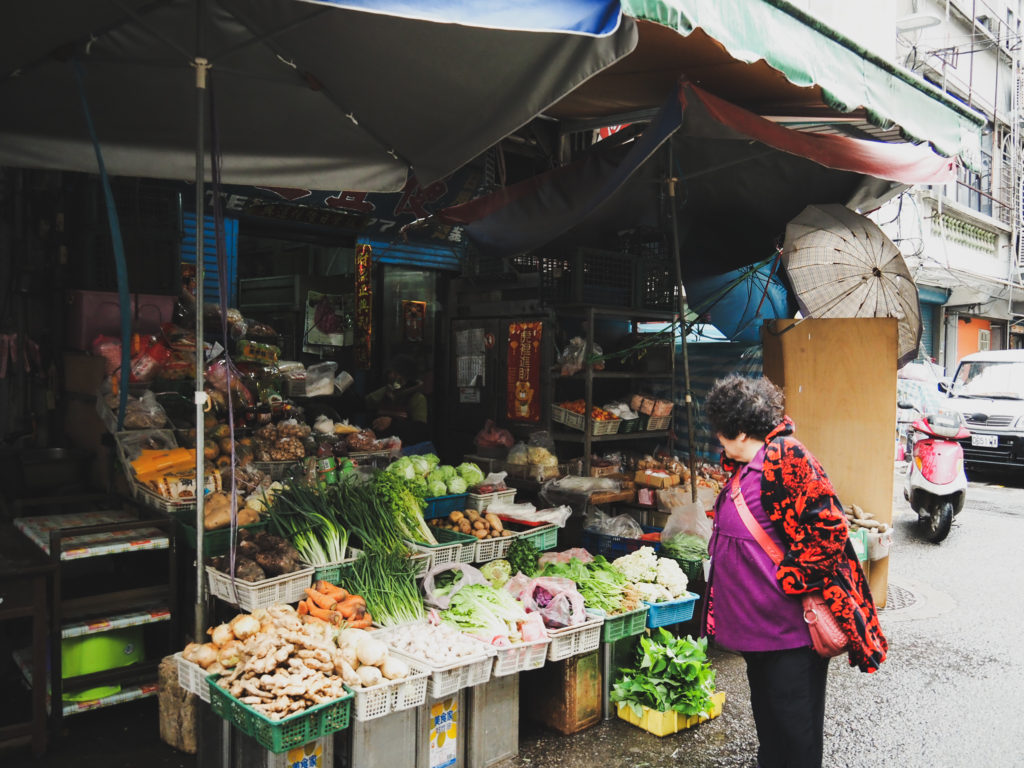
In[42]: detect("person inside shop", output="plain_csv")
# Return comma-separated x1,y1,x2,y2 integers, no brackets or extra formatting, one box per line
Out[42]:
701,374,886,768
364,354,430,447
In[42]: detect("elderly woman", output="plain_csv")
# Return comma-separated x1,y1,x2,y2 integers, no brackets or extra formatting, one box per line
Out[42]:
702,374,886,768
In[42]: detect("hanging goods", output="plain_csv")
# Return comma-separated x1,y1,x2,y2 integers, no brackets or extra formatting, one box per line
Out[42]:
781,204,922,367
729,476,849,658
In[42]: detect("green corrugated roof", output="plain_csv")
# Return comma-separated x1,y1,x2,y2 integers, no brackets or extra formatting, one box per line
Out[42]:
623,0,985,162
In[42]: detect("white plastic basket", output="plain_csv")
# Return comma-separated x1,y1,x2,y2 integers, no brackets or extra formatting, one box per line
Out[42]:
204,565,314,611
375,623,496,699
486,637,550,677
405,533,474,569
174,652,211,702
545,613,605,662
466,488,516,512
472,532,519,564
350,655,430,722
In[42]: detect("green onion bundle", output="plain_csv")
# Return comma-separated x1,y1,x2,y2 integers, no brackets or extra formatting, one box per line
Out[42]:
267,483,348,565
342,548,424,626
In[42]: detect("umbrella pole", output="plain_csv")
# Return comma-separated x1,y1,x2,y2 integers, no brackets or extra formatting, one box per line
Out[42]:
192,53,210,644
666,146,698,503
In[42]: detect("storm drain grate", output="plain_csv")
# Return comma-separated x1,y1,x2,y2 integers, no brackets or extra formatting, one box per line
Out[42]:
883,583,918,611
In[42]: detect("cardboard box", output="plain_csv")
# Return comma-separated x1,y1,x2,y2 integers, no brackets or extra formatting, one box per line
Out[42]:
634,470,679,488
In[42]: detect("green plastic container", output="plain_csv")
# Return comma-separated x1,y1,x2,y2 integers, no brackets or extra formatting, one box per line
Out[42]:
599,606,649,643
61,627,144,701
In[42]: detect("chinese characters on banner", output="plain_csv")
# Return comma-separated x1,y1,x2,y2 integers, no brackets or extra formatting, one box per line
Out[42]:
506,321,542,422
354,244,373,369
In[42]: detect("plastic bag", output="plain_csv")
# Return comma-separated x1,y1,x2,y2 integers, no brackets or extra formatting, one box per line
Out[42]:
585,508,643,538
866,526,893,561
508,576,587,628
474,419,514,450
658,487,713,543
527,431,558,465
557,337,605,376
507,441,529,466
422,563,490,609
121,390,169,429
537,548,594,567
91,335,122,375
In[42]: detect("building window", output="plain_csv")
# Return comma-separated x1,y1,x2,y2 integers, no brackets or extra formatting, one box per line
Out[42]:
979,328,991,351
957,131,993,217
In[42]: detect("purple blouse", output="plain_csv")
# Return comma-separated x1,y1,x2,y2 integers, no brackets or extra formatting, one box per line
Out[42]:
707,446,811,652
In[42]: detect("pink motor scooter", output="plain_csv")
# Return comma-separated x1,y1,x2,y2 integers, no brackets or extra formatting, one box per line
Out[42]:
902,411,970,543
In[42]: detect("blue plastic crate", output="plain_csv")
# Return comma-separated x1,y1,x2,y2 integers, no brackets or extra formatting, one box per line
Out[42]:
581,525,662,560
644,592,699,628
422,493,469,520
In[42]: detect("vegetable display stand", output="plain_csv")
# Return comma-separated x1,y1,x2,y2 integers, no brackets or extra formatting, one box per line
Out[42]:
466,673,518,768
375,623,496,699
233,730,334,768
644,592,699,629
422,493,470,520
552,404,622,436
545,613,604,662
598,605,649,643
205,565,314,612
350,655,430,722
406,528,477,569
615,690,726,737
520,651,602,735
207,675,353,754
501,518,559,552
581,525,662,561
337,702,419,768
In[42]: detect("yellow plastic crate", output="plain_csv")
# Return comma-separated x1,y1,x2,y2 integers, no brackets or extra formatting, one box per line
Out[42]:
615,691,726,737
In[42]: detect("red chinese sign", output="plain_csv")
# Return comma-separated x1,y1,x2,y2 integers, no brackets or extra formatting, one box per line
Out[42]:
354,244,373,369
506,321,542,422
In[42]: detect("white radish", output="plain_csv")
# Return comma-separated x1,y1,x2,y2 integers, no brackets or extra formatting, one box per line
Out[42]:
380,656,409,680
356,664,383,687
356,636,388,667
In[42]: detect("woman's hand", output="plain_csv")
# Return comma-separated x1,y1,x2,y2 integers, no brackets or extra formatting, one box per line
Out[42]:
372,416,393,433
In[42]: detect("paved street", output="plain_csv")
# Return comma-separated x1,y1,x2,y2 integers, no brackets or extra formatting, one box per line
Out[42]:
514,467,1024,768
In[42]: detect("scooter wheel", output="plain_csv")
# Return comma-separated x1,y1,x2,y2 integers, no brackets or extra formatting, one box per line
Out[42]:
923,501,953,543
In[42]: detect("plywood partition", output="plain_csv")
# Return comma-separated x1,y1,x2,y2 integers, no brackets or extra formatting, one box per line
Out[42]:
761,318,896,607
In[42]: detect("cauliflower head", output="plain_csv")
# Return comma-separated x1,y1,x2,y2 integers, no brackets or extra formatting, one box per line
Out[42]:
655,557,689,598
612,546,659,583
633,581,674,603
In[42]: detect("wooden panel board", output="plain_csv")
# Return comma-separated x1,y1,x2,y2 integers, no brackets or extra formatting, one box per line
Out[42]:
762,318,895,606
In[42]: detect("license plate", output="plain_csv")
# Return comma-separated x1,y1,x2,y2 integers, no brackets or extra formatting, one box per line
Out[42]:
972,434,999,448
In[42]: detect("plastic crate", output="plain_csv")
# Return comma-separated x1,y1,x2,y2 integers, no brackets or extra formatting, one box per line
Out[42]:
300,546,363,584
350,655,430,722
472,531,518,564
581,526,662,560
374,622,496,699
175,518,268,558
466,488,516,512
644,592,699,628
422,493,470,520
502,519,559,552
667,556,706,584
598,605,650,643
207,675,353,754
174,652,210,703
545,613,604,662
205,565,314,611
616,691,726,737
641,414,672,432
618,417,641,434
406,527,476,567
487,637,550,677
553,405,621,436
133,485,199,516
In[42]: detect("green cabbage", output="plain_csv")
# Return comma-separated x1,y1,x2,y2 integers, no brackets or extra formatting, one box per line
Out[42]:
480,559,512,589
446,476,468,494
428,480,448,497
387,457,416,480
423,454,441,468
456,462,485,487
410,455,431,477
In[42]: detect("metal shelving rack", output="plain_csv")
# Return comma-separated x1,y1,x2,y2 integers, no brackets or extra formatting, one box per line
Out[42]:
550,305,677,474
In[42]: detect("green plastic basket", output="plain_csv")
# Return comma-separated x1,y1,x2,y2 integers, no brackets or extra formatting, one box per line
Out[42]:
302,547,363,585
618,417,641,434
600,605,650,643
515,522,558,552
175,519,268,557
207,675,353,754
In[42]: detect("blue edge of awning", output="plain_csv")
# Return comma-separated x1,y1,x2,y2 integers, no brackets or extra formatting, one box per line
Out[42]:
357,236,464,272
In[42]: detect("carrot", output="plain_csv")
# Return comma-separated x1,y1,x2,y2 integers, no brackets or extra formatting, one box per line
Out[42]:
346,617,372,629
306,604,342,624
315,580,348,601
335,596,366,619
297,600,309,616
305,588,338,611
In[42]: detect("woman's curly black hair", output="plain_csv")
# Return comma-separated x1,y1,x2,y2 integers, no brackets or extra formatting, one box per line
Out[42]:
704,374,785,440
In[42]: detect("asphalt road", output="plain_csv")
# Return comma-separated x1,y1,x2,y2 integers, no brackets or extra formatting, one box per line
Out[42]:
514,465,1024,768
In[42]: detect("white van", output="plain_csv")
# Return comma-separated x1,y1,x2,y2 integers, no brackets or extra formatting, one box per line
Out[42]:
940,349,1024,473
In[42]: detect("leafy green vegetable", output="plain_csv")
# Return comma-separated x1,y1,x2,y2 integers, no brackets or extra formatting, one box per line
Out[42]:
610,630,717,718
456,462,485,487
428,479,448,498
538,556,631,614
342,548,424,626
480,559,512,589
506,537,540,577
267,483,348,564
441,583,527,641
661,533,709,561
446,476,468,494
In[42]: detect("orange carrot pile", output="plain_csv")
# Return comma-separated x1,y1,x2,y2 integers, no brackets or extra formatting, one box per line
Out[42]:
298,580,372,629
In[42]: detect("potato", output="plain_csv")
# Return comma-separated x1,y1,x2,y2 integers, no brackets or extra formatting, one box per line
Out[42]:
473,529,488,539
449,510,465,524
472,520,486,531
203,439,220,461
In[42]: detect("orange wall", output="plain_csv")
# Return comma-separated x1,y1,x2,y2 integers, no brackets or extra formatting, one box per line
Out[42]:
957,317,991,361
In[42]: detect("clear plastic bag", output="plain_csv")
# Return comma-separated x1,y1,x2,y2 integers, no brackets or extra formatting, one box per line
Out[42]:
506,441,529,466
585,508,644,538
422,563,490,609
509,576,587,628
658,487,713,543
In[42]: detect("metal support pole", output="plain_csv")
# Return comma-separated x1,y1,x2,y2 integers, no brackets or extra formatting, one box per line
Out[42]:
666,147,699,502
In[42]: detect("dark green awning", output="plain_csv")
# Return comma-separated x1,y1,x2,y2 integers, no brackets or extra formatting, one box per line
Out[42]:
621,0,984,161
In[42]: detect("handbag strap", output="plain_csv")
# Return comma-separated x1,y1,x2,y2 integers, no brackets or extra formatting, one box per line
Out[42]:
730,474,783,566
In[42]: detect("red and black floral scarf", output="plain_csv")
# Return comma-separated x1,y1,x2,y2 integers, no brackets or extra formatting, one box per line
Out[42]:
715,417,888,673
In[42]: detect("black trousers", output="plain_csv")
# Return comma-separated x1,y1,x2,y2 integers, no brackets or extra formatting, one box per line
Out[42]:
742,646,830,768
